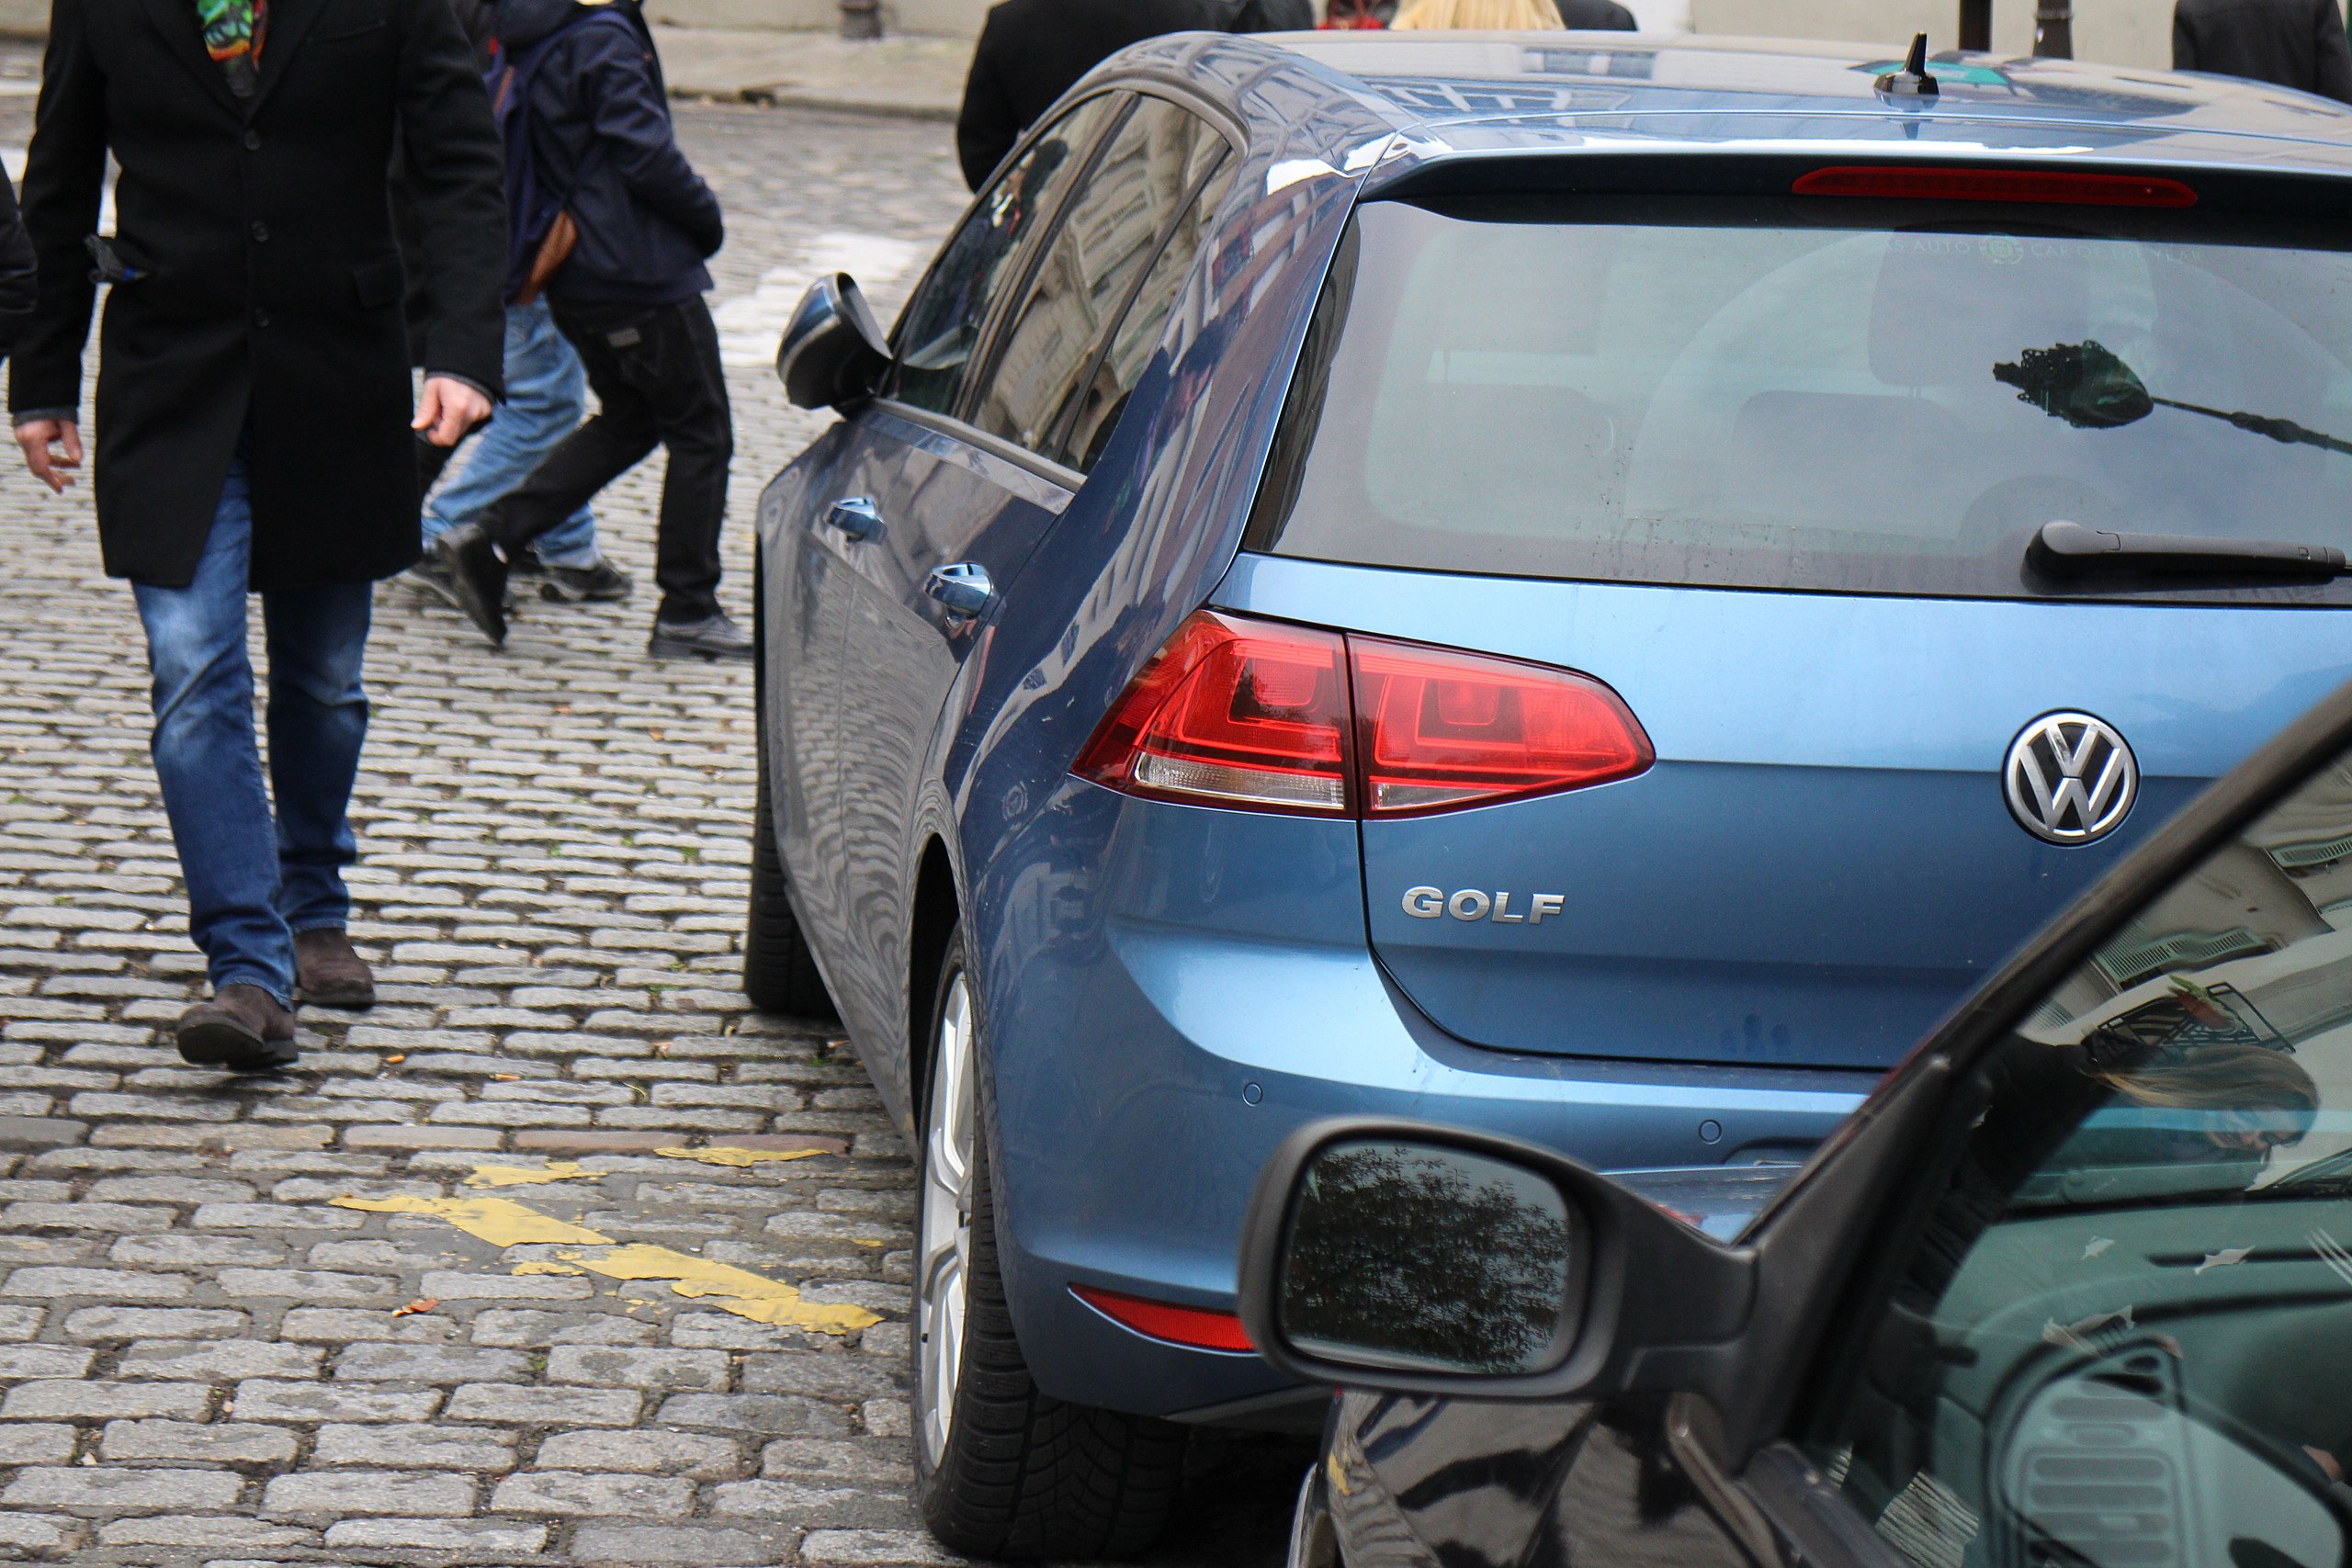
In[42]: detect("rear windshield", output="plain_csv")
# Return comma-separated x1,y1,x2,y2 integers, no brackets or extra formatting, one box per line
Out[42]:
1246,196,2352,605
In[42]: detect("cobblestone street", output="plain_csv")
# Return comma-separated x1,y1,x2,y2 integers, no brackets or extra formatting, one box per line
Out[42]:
0,97,1306,1568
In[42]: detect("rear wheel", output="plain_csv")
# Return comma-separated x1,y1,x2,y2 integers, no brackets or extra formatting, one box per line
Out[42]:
911,927,1186,1559
743,715,833,1016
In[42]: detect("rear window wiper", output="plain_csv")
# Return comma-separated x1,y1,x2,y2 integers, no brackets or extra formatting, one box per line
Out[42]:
2032,519,2348,576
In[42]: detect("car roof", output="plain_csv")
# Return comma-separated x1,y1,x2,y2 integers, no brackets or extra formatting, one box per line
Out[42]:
1107,30,2352,183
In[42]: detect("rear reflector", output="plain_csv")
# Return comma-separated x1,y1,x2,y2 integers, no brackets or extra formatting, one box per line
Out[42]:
1070,1284,1255,1352
1073,611,1652,818
1792,165,2198,208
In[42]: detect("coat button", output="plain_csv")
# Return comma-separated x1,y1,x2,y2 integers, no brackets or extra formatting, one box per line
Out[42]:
243,130,261,151
250,221,267,243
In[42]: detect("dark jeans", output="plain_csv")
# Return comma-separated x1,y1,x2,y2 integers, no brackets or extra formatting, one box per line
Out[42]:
479,294,731,623
131,446,373,1004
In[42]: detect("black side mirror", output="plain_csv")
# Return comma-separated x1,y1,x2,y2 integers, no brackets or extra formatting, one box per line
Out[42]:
776,273,890,411
1238,1119,1756,1400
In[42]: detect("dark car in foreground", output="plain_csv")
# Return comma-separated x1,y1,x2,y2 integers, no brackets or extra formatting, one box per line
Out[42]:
750,26,2352,1557
1251,677,2352,1568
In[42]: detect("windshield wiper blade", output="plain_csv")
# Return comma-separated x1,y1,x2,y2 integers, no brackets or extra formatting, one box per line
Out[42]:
2032,519,2347,576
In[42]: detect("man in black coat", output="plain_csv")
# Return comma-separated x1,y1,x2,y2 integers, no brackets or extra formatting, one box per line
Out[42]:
436,0,743,659
956,0,1238,191
10,0,507,1070
2175,0,2352,100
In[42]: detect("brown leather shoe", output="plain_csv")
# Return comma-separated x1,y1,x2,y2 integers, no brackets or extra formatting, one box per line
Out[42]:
295,929,376,1010
176,985,299,1073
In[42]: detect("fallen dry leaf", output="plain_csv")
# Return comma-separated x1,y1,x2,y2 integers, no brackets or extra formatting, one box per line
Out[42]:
383,1055,406,1066
391,1298,438,1318
493,1074,520,1082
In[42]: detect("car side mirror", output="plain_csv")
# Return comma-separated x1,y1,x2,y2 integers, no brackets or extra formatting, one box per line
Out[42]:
775,273,890,411
1238,1119,1757,1400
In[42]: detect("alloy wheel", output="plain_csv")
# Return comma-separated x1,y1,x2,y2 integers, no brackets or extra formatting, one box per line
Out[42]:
915,968,977,1469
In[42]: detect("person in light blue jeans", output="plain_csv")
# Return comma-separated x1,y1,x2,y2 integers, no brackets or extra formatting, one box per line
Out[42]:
411,298,633,604
134,446,372,1062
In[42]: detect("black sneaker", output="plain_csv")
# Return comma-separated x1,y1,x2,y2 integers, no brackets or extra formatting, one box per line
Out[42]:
403,555,460,608
539,558,636,604
649,612,753,661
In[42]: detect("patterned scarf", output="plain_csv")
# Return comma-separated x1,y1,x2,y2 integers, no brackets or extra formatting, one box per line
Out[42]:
193,0,267,96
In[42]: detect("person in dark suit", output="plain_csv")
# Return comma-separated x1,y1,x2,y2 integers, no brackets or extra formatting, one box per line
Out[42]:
9,0,507,1071
955,0,1232,191
1555,0,1634,26
2175,0,2352,101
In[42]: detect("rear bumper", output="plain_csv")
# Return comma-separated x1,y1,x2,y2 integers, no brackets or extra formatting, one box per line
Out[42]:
977,786,1873,1420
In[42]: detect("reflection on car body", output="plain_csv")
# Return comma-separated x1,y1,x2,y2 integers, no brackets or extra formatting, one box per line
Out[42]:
747,25,2352,1559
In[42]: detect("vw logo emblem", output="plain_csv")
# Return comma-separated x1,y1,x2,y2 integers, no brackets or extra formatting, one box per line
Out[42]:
2004,711,2138,846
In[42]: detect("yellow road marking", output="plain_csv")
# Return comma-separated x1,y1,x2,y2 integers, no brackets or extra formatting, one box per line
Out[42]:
333,1193,608,1247
463,1161,594,1189
331,1191,878,1334
654,1145,829,1168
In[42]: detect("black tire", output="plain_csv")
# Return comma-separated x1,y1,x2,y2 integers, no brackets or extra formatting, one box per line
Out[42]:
912,929,1187,1559
743,719,834,1017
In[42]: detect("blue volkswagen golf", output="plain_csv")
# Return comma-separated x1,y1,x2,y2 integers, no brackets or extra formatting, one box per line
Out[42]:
748,28,2352,1557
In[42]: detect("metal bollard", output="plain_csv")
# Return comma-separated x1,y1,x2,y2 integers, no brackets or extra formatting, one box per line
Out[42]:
1957,0,1990,51
2032,0,2072,57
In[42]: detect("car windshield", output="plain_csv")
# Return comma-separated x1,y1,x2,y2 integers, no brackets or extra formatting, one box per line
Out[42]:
1248,196,2352,604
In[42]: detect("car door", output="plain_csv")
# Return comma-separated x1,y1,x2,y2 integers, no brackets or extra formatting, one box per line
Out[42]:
1764,766,2352,1568
782,90,1128,975
1289,688,2352,1568
828,92,1240,1060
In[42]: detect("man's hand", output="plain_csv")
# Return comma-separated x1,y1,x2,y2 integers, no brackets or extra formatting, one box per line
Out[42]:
15,418,82,492
413,377,492,448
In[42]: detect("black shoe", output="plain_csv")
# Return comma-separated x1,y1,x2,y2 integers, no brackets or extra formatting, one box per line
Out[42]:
539,558,636,604
508,546,546,580
438,524,510,647
176,985,299,1074
649,612,753,661
403,555,460,608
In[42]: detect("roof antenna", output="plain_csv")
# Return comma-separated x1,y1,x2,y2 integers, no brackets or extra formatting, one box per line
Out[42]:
1876,33,1941,96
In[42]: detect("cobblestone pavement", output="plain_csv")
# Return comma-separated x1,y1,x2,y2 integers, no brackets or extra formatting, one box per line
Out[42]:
0,99,1307,1566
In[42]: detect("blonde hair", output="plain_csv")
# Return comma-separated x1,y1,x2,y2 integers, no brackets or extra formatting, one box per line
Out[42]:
2098,1040,2320,1142
1390,0,1566,28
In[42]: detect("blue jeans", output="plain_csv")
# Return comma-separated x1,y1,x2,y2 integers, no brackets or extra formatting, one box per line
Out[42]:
132,451,373,1005
424,299,599,568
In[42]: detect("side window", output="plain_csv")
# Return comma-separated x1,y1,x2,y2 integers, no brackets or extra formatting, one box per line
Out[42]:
1054,141,1234,473
967,97,1230,459
1806,751,2352,1568
888,92,1127,416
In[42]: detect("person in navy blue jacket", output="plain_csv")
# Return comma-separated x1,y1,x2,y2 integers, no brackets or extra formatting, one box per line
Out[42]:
437,0,749,660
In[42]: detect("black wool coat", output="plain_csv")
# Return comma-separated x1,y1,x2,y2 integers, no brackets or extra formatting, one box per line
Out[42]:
2175,0,2352,101
11,0,509,590
955,0,1231,191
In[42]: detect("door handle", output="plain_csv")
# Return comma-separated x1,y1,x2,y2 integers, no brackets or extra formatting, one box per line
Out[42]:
924,561,994,619
821,496,882,541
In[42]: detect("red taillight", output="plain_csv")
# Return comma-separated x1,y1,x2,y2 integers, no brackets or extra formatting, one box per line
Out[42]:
1072,611,1652,818
1792,165,2197,208
1070,1284,1255,1352
1351,639,1651,816
1071,612,1351,815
